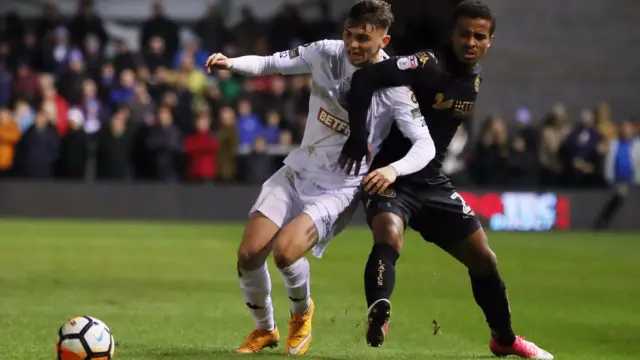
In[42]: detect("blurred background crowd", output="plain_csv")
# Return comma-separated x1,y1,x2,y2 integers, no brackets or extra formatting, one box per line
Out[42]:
0,0,638,187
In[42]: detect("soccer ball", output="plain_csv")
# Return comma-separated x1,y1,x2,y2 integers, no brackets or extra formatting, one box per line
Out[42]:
56,316,115,360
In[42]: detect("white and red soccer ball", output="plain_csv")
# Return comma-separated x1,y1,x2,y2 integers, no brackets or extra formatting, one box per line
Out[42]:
56,316,115,360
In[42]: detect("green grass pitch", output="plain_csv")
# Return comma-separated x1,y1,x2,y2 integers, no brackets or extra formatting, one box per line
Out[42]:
1,219,639,360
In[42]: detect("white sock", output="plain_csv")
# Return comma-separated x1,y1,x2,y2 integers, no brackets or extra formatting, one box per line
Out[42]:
279,257,311,314
238,262,275,331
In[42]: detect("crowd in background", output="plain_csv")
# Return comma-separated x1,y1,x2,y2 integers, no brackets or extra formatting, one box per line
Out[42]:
0,1,638,187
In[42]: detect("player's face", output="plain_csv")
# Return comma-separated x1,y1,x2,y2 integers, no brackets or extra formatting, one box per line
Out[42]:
342,24,390,66
451,17,493,65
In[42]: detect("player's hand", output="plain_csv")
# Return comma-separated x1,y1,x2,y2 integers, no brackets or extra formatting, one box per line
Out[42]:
205,53,233,73
363,165,398,195
338,137,371,176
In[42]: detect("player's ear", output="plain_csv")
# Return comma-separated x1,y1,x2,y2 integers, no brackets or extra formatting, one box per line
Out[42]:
380,34,391,49
487,35,495,48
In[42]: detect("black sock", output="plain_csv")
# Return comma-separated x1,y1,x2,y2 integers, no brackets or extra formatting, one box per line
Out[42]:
470,271,516,346
364,244,399,307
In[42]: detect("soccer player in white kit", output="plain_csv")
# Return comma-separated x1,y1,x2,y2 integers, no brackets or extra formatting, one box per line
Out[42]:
205,0,436,355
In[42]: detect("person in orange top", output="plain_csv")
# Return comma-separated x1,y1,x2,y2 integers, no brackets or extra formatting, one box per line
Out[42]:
0,108,21,177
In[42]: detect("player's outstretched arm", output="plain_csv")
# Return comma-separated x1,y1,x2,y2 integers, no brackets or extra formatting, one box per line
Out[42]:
340,57,417,175
205,42,331,77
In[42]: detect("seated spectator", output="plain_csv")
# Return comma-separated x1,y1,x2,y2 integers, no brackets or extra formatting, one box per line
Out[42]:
81,78,107,134
216,69,242,103
184,112,219,181
559,109,605,188
173,38,208,71
0,108,21,177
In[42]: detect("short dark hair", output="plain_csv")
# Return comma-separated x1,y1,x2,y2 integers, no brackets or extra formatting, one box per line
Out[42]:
345,0,394,30
454,0,496,35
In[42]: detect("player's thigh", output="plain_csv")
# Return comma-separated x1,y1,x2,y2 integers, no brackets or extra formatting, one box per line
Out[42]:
240,167,303,267
410,185,482,252
363,186,418,252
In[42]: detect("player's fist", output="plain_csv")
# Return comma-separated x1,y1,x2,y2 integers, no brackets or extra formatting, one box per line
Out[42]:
363,165,398,195
205,53,233,73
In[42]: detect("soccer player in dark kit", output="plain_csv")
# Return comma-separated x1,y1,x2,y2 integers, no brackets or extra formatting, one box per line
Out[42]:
337,1,554,359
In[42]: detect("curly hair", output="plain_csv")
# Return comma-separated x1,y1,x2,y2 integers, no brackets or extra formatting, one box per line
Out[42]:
454,0,496,35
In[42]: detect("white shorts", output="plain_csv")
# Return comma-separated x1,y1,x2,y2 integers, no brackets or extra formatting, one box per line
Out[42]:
249,166,360,258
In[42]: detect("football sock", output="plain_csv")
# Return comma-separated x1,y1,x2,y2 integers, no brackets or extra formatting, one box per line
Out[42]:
238,262,276,331
469,270,516,346
364,244,399,307
279,257,311,314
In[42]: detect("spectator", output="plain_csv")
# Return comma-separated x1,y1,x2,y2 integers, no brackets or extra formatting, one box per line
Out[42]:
216,69,242,104
56,50,86,105
41,26,76,75
110,68,136,110
559,109,605,187
513,107,539,153
604,120,640,185
194,5,230,53
180,55,207,106
309,2,339,41
269,4,309,51
184,112,219,181
0,108,21,177
113,40,138,76
593,119,640,229
144,36,172,73
130,82,155,126
42,86,70,136
245,136,273,184
81,78,107,134
13,98,35,133
56,108,88,180
68,0,109,50
236,98,263,149
233,6,262,54
145,106,181,182
263,109,282,145
171,73,196,134
97,61,116,102
507,135,539,187
173,38,209,71
595,101,617,141
35,3,64,46
204,82,223,127
96,110,132,180
14,109,60,178
538,104,570,186
147,66,171,103
15,32,39,70
471,115,510,185
82,35,105,79
216,106,238,181
12,63,40,105
0,61,12,108
264,76,288,115
140,2,179,62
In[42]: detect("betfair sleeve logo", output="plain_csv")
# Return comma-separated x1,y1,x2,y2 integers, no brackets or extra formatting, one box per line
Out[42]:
317,108,350,136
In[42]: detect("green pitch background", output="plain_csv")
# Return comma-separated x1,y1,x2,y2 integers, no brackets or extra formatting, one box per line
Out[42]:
1,219,638,360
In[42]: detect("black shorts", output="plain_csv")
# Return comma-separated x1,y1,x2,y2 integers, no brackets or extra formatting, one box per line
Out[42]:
362,182,481,250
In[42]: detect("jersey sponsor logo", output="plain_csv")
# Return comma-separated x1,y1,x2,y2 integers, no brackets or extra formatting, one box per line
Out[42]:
317,108,350,136
433,93,475,117
397,56,418,70
289,47,300,59
415,51,430,67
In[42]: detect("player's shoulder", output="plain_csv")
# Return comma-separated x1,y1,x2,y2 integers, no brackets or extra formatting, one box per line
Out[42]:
302,39,344,56
393,49,444,74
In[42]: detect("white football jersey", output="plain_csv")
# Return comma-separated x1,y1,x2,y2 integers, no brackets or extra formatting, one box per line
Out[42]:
258,40,430,189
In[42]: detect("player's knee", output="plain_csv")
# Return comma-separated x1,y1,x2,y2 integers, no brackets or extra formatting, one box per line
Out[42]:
371,214,404,252
237,241,267,270
469,247,498,276
273,243,296,269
